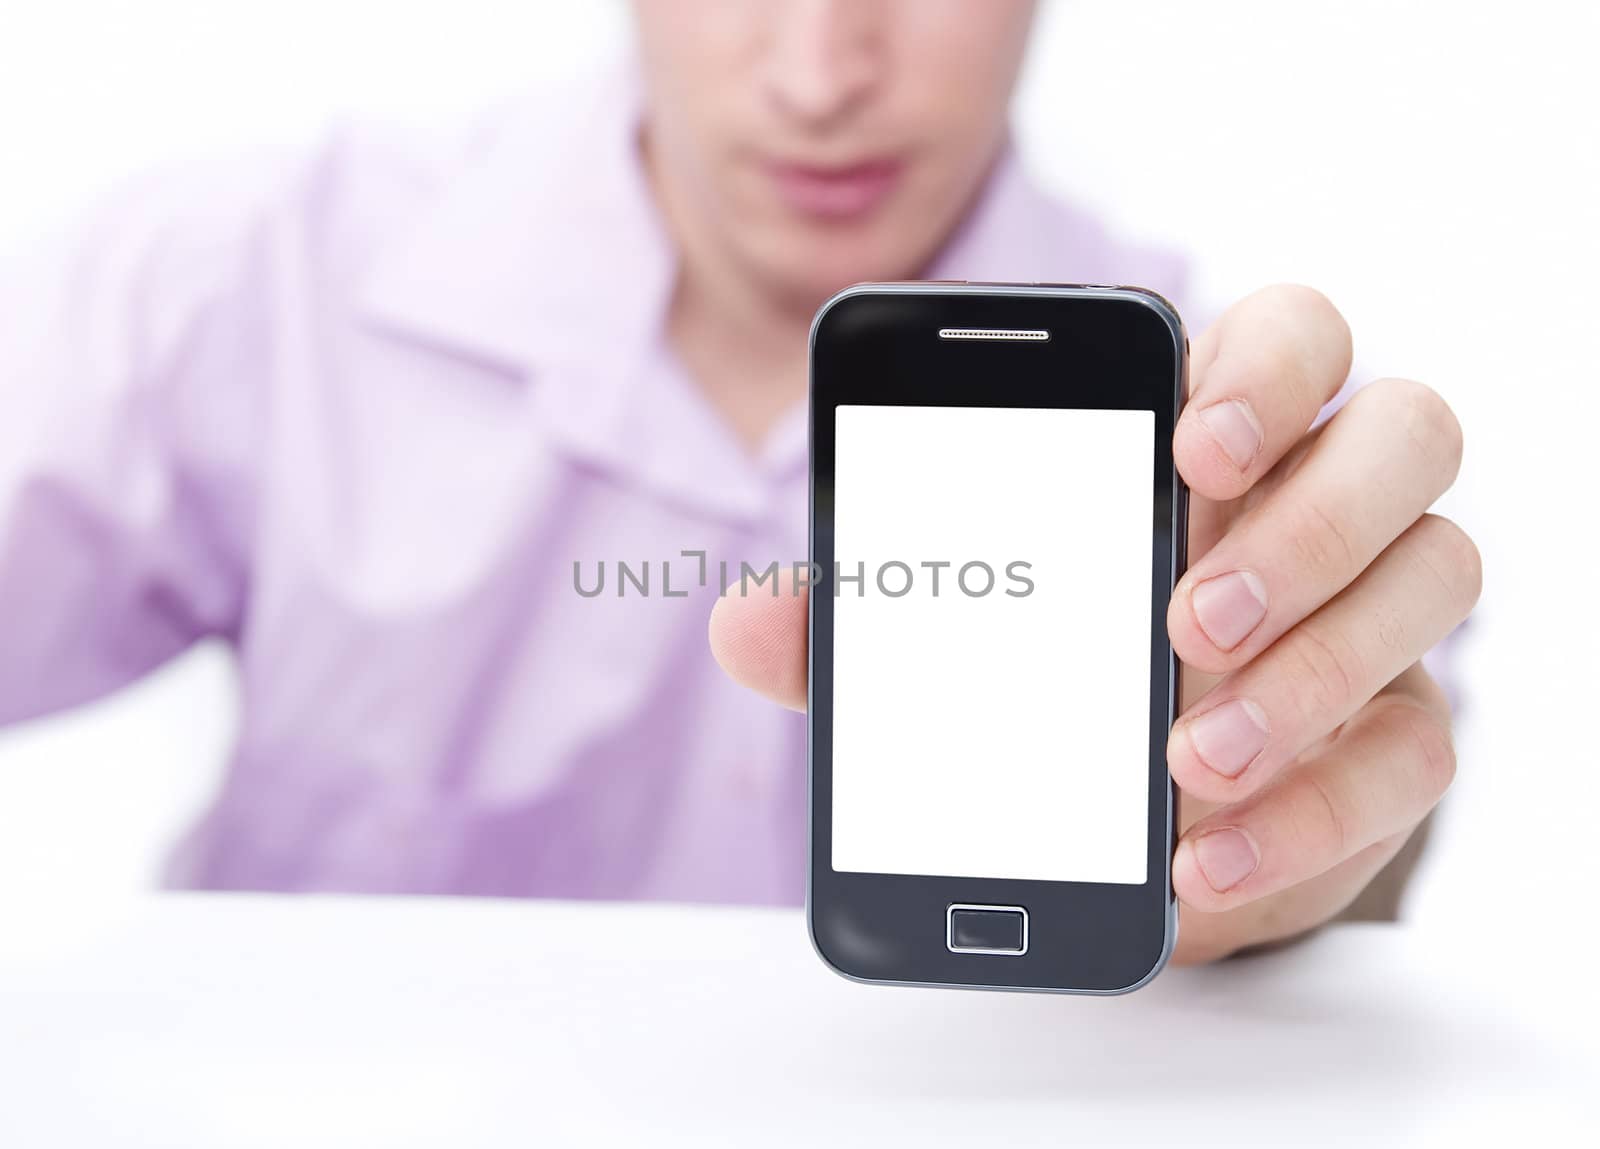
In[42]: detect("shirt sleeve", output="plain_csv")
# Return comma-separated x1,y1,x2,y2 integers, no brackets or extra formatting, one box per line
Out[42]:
0,162,274,726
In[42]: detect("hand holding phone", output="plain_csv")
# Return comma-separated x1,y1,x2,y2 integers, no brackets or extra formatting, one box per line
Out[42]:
709,283,1474,985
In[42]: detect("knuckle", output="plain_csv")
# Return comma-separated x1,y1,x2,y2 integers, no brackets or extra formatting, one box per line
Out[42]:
1244,285,1351,427
1256,339,1315,405
1414,514,1484,614
1369,378,1465,481
1288,497,1360,574
1280,618,1365,720
1277,283,1352,375
1289,769,1351,858
1383,700,1458,801
1374,600,1409,657
1266,283,1348,338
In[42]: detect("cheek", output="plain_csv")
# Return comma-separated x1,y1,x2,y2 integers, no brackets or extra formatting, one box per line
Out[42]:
636,11,761,207
894,8,1029,158
649,94,747,230
891,107,1005,242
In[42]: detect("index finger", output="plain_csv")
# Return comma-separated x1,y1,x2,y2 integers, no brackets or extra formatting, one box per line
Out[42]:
1175,284,1353,501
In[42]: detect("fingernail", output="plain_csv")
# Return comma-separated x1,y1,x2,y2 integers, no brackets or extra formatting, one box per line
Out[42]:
1185,698,1270,778
1191,569,1269,652
1196,399,1264,471
1193,828,1260,892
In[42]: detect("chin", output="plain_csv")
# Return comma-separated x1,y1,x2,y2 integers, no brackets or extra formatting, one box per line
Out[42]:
748,232,923,314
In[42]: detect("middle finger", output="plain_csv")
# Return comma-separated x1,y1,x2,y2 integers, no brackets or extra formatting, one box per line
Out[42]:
1168,377,1463,675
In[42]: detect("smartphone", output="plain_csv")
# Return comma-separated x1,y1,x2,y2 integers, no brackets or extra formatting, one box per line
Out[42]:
806,283,1188,995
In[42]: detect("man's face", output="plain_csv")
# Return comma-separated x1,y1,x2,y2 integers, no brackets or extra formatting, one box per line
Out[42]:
633,0,1037,310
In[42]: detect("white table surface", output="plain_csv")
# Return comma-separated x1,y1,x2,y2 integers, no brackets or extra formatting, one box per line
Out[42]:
0,895,1592,1148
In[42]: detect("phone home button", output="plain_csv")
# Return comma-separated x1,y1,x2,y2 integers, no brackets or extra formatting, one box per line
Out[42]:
946,904,1029,955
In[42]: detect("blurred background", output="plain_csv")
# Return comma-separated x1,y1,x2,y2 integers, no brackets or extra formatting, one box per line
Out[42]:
1,0,1595,953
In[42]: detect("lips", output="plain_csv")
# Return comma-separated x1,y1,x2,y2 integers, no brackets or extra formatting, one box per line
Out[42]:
765,157,904,221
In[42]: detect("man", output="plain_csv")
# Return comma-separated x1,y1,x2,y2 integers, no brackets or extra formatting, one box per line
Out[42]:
0,0,1476,964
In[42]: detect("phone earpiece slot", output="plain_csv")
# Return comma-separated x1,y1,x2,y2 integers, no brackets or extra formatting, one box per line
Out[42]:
937,328,1050,342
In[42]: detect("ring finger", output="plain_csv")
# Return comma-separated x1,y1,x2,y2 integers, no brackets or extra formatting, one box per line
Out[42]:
1169,512,1481,804
1172,666,1457,911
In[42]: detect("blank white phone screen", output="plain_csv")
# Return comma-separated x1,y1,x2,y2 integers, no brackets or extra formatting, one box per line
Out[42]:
831,404,1154,885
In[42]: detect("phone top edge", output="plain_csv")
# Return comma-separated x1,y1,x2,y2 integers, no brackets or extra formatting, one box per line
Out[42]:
808,280,1187,359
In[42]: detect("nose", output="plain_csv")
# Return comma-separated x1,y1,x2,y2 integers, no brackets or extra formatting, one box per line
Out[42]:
763,0,884,129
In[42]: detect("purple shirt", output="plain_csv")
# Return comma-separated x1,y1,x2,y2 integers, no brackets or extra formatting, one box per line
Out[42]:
0,72,1187,903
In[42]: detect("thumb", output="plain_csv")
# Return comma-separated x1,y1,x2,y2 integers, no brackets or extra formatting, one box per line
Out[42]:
708,571,809,711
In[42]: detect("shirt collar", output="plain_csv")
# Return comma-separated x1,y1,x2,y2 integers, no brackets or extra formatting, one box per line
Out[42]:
358,65,674,381
358,65,786,524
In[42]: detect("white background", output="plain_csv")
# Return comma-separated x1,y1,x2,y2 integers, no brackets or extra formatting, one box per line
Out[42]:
0,0,1596,961
832,405,1152,884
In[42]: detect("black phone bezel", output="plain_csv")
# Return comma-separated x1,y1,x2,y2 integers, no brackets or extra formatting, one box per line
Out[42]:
806,283,1188,995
